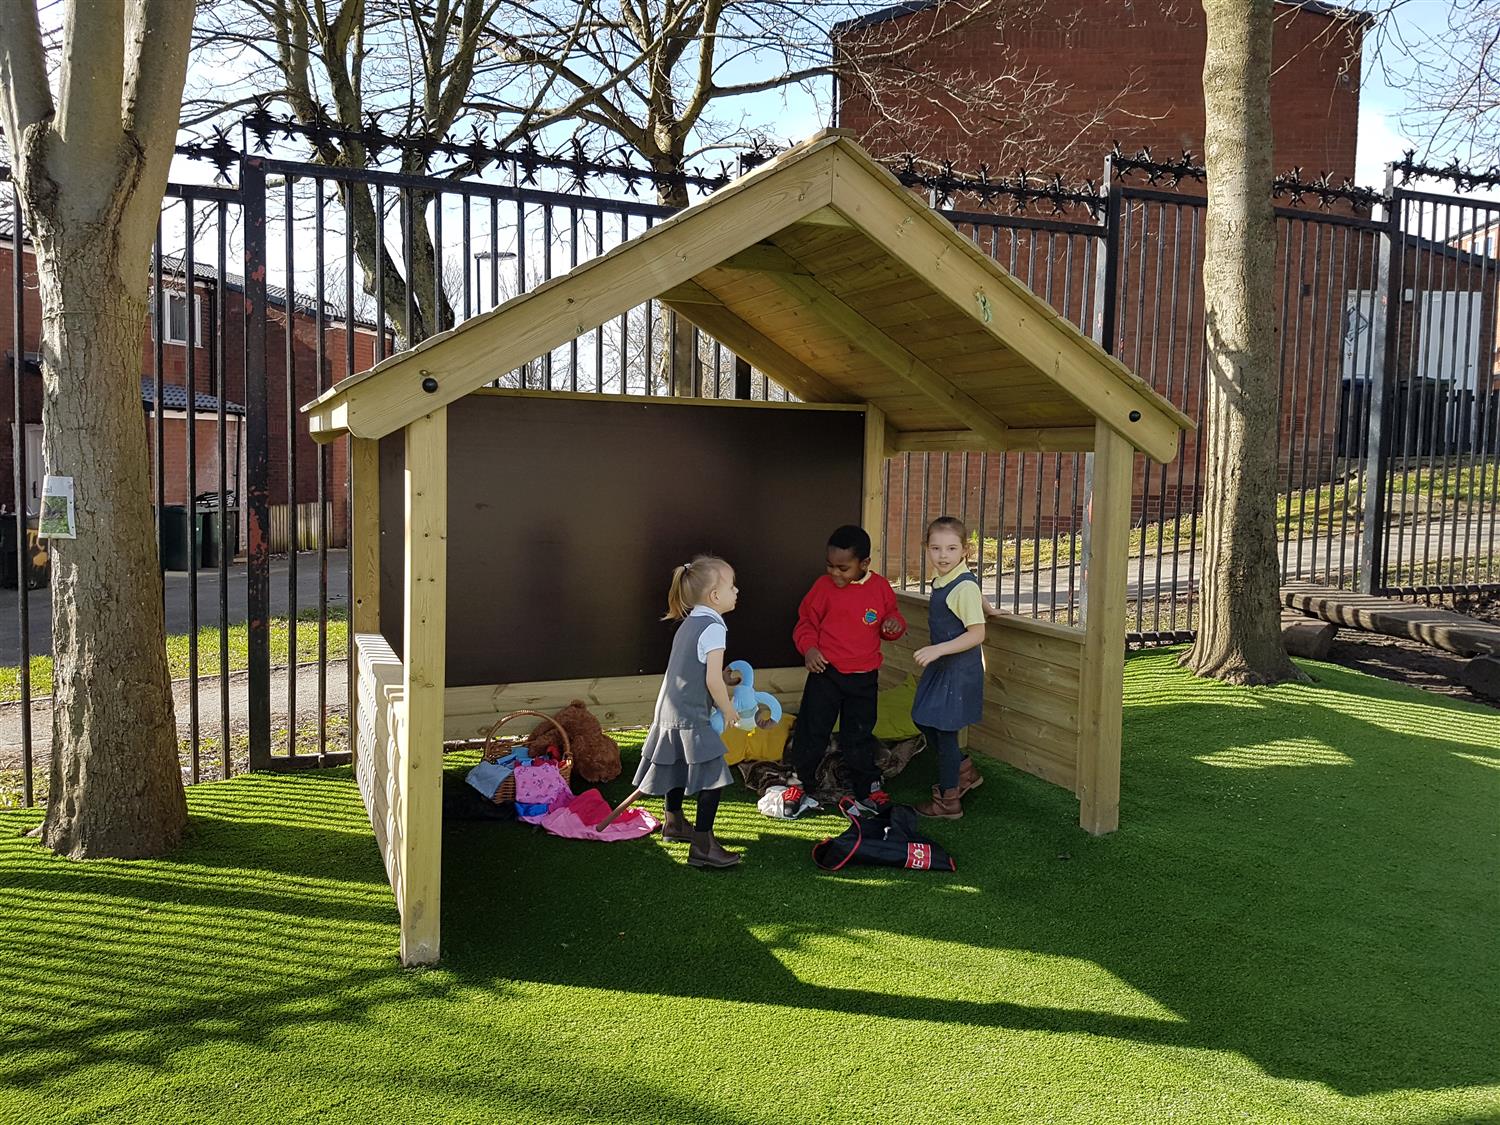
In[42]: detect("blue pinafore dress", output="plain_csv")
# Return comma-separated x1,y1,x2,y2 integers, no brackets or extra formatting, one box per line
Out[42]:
910,570,985,732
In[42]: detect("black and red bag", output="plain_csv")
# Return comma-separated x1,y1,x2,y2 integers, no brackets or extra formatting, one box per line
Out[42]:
811,798,957,872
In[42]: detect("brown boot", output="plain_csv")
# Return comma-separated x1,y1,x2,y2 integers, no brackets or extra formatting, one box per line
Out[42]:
915,785,964,819
957,756,984,796
688,830,742,868
661,808,694,842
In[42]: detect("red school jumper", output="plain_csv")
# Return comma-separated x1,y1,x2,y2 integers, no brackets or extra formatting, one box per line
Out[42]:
793,572,907,674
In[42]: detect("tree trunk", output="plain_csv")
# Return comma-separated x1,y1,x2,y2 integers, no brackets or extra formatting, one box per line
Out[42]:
0,0,197,857
33,228,187,857
1185,0,1304,685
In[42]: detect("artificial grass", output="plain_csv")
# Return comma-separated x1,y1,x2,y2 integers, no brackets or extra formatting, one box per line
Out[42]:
1,649,1496,1124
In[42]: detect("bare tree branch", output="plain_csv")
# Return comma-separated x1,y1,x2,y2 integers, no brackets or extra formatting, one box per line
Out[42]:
57,0,126,171
0,0,54,147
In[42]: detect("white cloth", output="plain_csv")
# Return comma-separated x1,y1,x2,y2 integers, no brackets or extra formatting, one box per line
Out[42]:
689,604,726,664
757,784,820,820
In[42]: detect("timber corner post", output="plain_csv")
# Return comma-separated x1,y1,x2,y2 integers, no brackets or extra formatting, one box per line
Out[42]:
1077,420,1134,835
400,408,448,965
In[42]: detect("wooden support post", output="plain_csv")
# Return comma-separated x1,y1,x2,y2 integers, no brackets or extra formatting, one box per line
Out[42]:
348,436,381,759
863,404,887,573
399,409,447,965
1077,420,1132,835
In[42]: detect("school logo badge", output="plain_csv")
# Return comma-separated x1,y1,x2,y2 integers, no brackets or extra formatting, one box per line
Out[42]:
863,608,878,625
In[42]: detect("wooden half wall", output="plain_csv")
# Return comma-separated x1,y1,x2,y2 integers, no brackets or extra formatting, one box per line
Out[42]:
883,590,1096,823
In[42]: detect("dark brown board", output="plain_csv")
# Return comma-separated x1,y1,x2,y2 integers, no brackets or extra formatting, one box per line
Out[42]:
380,394,866,686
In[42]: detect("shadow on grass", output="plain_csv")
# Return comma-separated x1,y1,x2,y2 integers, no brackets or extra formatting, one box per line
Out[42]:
440,652,1499,1099
0,650,1494,1114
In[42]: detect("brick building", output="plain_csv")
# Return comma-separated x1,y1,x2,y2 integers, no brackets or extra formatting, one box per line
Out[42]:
832,1,1500,582
0,232,383,564
833,0,1365,185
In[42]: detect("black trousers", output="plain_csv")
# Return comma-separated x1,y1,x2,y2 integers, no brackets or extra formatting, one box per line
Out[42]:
791,668,880,796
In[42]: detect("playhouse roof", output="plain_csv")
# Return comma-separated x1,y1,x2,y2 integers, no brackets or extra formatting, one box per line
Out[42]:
303,132,1191,462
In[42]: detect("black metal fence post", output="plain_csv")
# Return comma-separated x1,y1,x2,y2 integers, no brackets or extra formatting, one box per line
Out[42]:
11,182,32,806
241,155,272,770
1358,175,1401,595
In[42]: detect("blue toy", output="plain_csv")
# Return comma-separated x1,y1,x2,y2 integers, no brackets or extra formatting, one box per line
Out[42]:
710,660,784,734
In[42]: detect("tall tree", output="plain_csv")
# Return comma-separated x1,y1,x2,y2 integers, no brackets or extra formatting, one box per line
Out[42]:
1184,0,1303,685
0,0,194,855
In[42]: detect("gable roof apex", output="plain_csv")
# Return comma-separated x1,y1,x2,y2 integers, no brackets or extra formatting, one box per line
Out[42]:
304,135,1190,461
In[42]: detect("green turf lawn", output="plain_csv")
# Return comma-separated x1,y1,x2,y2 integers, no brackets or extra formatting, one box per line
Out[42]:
2,649,1496,1124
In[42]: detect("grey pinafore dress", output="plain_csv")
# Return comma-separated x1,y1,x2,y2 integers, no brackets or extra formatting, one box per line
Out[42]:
633,613,734,795
910,570,985,731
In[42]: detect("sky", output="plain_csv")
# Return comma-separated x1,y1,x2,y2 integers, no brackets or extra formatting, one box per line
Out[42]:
165,1,1474,194
144,1,1492,316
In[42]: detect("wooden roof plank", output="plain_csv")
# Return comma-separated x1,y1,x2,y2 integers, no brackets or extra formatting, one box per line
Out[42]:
660,296,854,405
761,271,1013,448
305,140,842,440
825,148,1190,461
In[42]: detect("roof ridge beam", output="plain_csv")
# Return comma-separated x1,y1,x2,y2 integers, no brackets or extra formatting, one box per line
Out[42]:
759,270,1014,449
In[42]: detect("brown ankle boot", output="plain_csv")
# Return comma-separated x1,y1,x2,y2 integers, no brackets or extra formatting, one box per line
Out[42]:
957,756,984,796
661,809,693,842
915,785,964,819
688,830,742,868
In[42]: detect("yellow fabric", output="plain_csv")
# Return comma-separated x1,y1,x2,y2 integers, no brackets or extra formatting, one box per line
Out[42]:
720,713,794,765
872,675,921,741
932,563,986,628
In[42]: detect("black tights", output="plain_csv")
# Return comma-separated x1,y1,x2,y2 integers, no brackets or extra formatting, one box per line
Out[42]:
664,785,723,831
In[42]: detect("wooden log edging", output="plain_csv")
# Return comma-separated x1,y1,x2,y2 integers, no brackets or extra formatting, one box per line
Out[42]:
1281,581,1500,659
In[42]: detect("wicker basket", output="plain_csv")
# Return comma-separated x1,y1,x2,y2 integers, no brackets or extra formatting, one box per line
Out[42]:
481,710,574,805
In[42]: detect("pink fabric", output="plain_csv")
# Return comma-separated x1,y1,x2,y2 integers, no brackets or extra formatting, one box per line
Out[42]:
513,762,573,810
536,788,660,842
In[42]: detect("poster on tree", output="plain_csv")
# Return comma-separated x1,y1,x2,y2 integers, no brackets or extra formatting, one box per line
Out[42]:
39,475,77,539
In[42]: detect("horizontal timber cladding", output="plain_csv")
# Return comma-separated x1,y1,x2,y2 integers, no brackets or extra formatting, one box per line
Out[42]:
379,391,866,686
888,590,1084,792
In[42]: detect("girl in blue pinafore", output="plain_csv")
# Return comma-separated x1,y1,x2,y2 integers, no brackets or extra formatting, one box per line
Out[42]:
634,555,744,868
911,517,989,819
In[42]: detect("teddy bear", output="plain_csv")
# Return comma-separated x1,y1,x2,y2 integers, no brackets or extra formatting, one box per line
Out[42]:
525,699,622,784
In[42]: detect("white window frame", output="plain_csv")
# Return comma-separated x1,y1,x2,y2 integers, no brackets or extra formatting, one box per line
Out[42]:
152,289,203,347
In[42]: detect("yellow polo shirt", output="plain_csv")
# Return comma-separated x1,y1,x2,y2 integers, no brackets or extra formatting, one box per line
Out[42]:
931,563,986,628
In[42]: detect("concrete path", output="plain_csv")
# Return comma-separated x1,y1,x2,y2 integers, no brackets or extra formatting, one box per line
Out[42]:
0,658,349,769
0,550,350,664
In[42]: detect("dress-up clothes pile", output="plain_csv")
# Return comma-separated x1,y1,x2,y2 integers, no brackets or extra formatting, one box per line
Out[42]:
467,754,658,841
738,734,925,817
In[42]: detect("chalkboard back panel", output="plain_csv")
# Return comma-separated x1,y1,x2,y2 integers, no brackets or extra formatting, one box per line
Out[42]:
379,393,866,687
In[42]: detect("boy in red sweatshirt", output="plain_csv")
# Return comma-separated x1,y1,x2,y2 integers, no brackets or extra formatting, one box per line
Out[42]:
785,525,906,817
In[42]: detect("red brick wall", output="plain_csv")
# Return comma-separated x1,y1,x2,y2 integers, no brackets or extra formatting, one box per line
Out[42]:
836,0,1363,184
0,240,377,550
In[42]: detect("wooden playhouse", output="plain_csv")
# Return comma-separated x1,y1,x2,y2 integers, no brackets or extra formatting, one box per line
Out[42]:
303,132,1190,965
